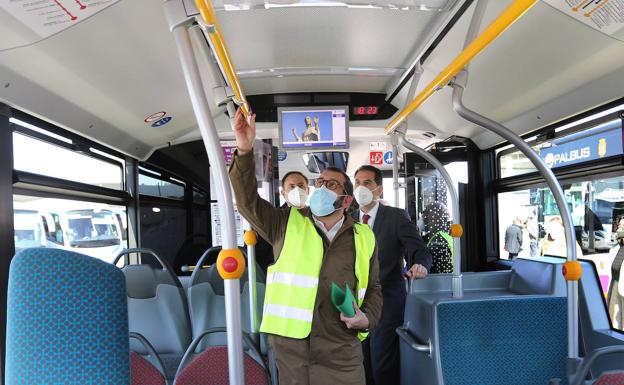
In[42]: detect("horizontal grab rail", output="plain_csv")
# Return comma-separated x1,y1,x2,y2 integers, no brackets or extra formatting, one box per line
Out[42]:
194,0,251,118
384,0,538,134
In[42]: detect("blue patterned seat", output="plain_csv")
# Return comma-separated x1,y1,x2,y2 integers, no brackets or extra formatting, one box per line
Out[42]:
436,296,568,385
5,248,130,385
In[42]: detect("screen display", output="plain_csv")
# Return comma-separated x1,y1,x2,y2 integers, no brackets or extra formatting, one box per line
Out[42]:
353,106,378,115
279,106,348,150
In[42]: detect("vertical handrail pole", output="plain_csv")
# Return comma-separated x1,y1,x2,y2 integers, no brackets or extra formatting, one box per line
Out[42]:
450,82,579,370
397,131,463,298
243,220,260,344
392,138,400,208
171,23,245,385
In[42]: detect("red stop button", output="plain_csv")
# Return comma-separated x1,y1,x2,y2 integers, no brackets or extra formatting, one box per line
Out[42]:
222,257,238,273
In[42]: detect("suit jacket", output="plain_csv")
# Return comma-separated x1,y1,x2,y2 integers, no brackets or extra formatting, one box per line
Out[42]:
357,204,432,290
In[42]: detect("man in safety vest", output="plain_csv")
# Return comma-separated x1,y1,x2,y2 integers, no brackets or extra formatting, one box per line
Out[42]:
229,108,382,385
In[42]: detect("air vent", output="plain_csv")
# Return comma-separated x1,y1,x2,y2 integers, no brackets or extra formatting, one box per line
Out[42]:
423,132,437,138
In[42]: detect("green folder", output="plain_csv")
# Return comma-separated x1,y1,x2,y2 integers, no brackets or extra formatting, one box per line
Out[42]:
330,281,356,318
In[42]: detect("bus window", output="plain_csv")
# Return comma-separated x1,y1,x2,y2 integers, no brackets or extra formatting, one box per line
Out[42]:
138,167,185,200
381,177,405,209
12,131,124,190
498,175,624,331
14,195,127,263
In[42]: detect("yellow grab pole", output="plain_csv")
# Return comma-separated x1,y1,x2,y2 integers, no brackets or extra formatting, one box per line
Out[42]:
195,0,251,118
384,0,539,134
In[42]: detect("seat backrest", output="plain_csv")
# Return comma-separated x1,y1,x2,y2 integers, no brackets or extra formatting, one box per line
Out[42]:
174,346,269,385
6,248,130,385
435,296,567,385
188,265,265,349
124,264,192,355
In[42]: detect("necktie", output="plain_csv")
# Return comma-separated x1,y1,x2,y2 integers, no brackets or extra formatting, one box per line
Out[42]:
362,214,370,225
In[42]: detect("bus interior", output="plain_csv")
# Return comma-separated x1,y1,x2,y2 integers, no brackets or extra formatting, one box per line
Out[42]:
1,0,624,384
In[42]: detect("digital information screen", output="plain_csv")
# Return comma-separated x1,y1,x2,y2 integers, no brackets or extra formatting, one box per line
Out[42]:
279,107,348,150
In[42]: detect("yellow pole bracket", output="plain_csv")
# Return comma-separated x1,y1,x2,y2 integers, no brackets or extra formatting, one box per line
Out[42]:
384,0,539,134
217,248,246,280
450,223,463,238
244,230,257,246
194,0,251,119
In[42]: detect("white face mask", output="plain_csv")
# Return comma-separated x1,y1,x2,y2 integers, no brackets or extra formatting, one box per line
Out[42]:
354,185,377,206
286,186,308,208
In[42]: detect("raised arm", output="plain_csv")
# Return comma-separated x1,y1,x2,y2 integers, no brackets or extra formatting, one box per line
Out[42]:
229,108,289,246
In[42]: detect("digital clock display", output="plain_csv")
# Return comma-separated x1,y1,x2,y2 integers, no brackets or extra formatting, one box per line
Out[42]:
353,106,378,115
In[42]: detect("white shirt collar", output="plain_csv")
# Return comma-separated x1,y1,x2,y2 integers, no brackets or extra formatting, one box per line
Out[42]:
313,215,345,242
360,201,380,228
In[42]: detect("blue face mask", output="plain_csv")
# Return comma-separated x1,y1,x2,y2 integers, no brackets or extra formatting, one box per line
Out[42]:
309,186,344,217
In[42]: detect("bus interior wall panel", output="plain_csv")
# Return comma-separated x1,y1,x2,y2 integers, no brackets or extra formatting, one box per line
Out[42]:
125,157,141,249
475,150,498,266
0,105,14,381
13,171,130,203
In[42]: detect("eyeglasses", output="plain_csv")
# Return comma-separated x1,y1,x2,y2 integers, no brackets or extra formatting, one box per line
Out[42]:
314,178,344,192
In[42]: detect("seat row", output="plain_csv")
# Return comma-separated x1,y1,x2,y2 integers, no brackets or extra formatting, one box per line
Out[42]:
116,247,269,384
5,247,270,385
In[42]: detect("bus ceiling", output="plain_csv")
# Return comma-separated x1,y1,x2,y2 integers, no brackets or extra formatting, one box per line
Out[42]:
1,1,624,159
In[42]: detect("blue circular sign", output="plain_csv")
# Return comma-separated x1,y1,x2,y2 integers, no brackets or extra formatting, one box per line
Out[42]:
151,116,172,127
383,151,393,164
278,150,288,161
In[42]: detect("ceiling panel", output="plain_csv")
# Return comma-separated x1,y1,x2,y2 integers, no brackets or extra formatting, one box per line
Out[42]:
402,1,624,147
218,7,441,70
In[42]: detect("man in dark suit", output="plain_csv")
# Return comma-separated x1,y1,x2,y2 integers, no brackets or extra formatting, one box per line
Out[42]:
354,165,432,385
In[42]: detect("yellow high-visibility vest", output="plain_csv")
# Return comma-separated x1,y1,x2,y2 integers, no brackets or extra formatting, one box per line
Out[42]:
260,208,375,341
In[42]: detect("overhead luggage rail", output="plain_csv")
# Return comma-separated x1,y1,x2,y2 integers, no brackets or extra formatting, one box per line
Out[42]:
194,0,251,118
384,0,539,135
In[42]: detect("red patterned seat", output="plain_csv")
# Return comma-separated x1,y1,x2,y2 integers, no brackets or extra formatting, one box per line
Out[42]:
595,371,624,385
131,352,166,385
175,346,269,385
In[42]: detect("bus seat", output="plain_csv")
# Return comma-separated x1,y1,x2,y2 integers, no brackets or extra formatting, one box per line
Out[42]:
188,264,266,351
5,248,130,384
116,248,192,382
174,328,269,385
435,297,567,385
130,332,167,385
124,264,192,353
400,293,567,385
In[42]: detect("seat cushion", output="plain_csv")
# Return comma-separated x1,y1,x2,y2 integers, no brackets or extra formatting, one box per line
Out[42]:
175,346,269,385
131,352,166,385
595,371,624,385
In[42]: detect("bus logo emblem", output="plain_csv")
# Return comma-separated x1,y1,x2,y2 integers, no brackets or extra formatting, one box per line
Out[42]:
598,138,607,158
